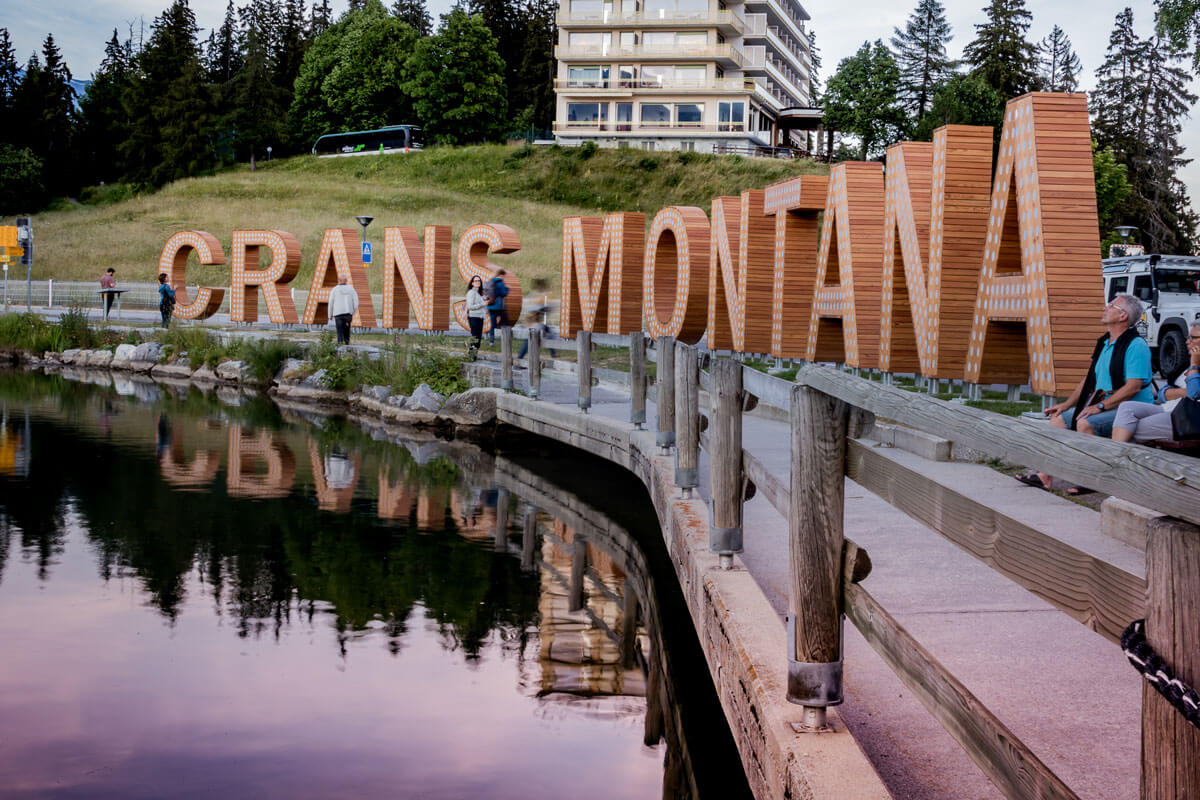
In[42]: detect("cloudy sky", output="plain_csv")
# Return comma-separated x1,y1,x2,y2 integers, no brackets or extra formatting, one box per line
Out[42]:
5,0,1198,228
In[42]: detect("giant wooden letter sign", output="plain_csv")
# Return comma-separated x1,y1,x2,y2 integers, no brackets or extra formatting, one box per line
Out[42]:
382,225,453,330
879,126,992,377
453,223,523,333
303,228,377,327
643,206,710,344
806,163,886,367
230,229,302,323
708,190,773,353
560,213,645,338
964,93,1103,394
158,231,226,320
765,176,826,359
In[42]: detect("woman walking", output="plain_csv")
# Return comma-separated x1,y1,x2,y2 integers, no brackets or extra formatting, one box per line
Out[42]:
465,275,487,359
157,273,176,329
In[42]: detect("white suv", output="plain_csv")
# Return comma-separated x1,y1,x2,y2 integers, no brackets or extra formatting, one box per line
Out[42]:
1102,254,1200,381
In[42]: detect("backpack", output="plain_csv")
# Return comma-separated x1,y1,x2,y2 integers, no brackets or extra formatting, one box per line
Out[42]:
482,281,496,304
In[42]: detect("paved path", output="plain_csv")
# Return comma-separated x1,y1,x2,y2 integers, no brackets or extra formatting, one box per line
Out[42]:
489,360,1143,800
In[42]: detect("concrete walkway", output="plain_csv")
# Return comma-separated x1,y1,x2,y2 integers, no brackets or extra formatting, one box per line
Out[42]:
486,360,1144,799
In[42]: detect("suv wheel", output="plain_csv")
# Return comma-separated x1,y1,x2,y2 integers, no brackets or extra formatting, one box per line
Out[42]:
1159,328,1188,382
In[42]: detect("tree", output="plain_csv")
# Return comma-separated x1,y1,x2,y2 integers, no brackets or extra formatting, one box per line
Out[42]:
123,0,217,187
12,35,77,196
288,0,420,148
1093,141,1132,252
79,29,135,185
206,0,243,83
821,40,905,160
963,0,1037,99
393,0,432,36
0,28,19,130
404,9,508,144
890,0,954,123
511,0,556,131
468,0,522,93
1035,24,1081,92
0,144,44,214
1156,0,1200,71
1090,8,1146,156
311,0,334,36
233,2,290,168
913,72,1005,139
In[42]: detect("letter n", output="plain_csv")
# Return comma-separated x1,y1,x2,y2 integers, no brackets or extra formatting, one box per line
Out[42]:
302,228,377,327
764,176,826,358
158,231,225,320
560,213,645,338
805,163,886,367
230,230,301,323
708,190,773,353
382,225,452,330
963,93,1103,395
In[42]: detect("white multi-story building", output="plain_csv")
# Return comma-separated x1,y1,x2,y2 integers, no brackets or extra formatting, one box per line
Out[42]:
552,0,821,154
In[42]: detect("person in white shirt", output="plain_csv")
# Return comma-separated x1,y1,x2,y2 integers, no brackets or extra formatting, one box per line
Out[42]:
328,277,359,345
465,274,487,358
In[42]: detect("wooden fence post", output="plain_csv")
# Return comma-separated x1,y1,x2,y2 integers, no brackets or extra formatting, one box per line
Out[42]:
494,487,510,552
621,590,640,669
788,383,849,729
500,327,513,390
569,536,587,612
631,332,647,429
577,330,592,412
1141,517,1200,799
710,357,743,569
674,341,699,496
656,335,676,451
521,504,537,571
528,327,542,399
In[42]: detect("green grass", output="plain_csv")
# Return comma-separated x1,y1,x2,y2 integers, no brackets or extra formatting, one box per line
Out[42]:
33,144,827,295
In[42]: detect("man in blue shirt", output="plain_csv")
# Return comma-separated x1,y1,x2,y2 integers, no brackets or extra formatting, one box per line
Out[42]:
1018,293,1152,492
1044,293,1153,437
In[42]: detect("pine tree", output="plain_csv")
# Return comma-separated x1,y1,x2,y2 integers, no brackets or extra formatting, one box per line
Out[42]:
393,0,432,36
79,29,135,184
232,10,288,168
14,35,78,196
276,0,310,91
963,0,1037,98
1156,0,1200,71
1036,25,1081,91
311,0,333,36
206,0,243,84
512,0,556,131
1090,8,1145,155
890,0,954,123
468,0,522,91
0,28,19,130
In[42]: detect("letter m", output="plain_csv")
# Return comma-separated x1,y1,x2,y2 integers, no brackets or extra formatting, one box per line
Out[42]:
560,213,645,338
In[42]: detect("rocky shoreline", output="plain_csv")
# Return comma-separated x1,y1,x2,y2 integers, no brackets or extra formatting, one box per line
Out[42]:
4,344,503,435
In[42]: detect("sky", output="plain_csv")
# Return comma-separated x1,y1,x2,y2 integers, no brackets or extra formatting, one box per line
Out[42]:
4,0,1199,234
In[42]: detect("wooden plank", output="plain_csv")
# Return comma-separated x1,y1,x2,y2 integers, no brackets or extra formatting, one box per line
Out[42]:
845,440,1145,642
675,342,699,489
844,581,1081,800
795,364,1200,527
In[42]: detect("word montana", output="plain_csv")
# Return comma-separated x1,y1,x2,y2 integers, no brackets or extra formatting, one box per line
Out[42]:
160,93,1100,395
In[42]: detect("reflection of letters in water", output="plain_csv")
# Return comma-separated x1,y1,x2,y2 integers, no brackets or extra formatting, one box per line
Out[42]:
226,426,297,499
323,451,355,490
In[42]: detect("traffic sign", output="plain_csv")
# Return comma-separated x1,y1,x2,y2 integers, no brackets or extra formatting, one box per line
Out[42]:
362,241,372,264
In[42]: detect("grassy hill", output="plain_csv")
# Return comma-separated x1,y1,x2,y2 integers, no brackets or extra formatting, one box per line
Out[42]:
29,143,826,295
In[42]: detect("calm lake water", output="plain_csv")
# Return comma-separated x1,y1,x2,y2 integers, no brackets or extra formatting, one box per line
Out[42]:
0,371,751,800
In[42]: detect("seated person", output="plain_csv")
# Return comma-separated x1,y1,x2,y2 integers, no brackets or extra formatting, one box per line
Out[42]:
1112,322,1200,443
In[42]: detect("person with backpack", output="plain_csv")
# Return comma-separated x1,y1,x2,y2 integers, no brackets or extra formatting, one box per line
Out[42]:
485,269,509,346
157,273,176,329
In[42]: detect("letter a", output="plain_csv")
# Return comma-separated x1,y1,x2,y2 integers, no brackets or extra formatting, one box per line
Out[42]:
560,213,645,338
805,163,886,367
963,93,1103,395
382,225,452,330
302,228,377,327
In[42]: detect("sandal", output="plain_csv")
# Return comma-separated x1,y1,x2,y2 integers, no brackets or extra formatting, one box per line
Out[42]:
1014,472,1049,489
1065,486,1096,496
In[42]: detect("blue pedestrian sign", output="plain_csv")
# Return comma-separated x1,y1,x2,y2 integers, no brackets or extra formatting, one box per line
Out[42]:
361,241,372,264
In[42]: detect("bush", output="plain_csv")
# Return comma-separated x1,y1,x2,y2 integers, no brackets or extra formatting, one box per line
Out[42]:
238,338,304,384
0,313,55,352
57,307,96,349
158,326,226,367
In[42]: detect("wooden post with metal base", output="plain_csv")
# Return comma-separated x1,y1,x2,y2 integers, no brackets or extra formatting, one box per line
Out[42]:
710,357,743,569
788,383,849,729
630,332,647,429
528,327,541,399
500,327,513,391
674,341,699,497
656,336,675,452
577,330,592,412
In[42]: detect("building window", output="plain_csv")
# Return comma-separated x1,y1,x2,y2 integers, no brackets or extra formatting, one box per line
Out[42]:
568,32,610,48
570,0,604,13
645,0,707,13
621,0,638,13
718,101,744,131
569,66,610,88
677,32,707,48
642,65,670,85
680,140,695,151
618,65,637,87
568,103,609,127
674,65,705,85
640,104,671,126
619,31,638,48
676,103,703,126
643,141,656,151
616,102,633,130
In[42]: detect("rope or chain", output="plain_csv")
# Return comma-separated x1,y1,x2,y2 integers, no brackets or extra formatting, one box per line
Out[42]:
1121,619,1200,730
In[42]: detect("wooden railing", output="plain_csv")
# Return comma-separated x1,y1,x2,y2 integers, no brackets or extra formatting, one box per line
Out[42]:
499,331,1200,800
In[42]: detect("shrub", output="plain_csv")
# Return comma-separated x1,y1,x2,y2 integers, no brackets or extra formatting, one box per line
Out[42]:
240,338,304,384
0,313,55,352
57,307,96,349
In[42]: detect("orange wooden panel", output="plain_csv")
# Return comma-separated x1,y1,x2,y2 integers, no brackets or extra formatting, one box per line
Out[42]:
708,190,773,352
302,227,378,327
158,230,226,320
643,206,710,344
561,212,645,337
382,225,453,331
452,224,523,334
230,229,301,324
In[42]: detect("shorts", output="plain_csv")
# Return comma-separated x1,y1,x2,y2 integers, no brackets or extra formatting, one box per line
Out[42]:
1058,407,1118,438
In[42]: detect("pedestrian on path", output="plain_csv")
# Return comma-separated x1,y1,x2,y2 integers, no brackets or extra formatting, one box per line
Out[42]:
99,268,117,318
157,273,175,329
329,276,359,345
465,275,486,359
485,270,509,346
